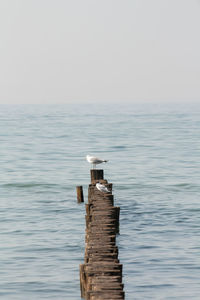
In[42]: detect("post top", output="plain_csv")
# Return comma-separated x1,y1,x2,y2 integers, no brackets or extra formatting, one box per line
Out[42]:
90,169,104,183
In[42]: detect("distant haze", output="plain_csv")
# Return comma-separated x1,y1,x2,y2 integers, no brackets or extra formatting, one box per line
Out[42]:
0,0,200,104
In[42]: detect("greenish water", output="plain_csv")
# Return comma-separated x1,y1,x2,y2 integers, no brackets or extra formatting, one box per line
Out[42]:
1,103,200,299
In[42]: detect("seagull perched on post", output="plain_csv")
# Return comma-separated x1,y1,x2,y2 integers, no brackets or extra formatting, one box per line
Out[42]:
86,155,108,169
96,183,110,193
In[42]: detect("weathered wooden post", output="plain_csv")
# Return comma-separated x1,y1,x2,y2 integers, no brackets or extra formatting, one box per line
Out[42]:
76,186,84,203
90,169,104,183
79,169,125,299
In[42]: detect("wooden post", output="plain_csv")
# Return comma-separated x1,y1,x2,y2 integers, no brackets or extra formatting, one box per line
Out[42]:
76,186,84,203
90,169,104,184
80,173,125,299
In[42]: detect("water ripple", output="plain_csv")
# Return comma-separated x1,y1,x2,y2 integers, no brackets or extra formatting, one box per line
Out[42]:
1,103,200,299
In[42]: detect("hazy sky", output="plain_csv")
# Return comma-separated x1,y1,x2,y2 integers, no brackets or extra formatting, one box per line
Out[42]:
0,0,200,104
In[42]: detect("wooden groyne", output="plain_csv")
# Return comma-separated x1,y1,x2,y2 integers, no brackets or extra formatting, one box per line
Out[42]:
80,169,125,299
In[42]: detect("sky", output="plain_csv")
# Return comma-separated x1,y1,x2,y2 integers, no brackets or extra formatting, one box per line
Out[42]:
0,0,200,104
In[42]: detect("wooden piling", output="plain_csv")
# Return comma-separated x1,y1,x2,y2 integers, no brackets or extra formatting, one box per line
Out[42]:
90,169,104,184
76,186,84,203
79,169,125,299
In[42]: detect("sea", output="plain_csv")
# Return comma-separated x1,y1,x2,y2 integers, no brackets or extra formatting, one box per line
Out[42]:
0,102,200,299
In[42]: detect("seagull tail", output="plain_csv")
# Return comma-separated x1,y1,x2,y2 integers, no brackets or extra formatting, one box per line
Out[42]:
103,160,108,163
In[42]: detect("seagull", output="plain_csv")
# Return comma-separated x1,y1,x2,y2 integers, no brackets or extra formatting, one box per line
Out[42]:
96,183,110,193
86,155,108,169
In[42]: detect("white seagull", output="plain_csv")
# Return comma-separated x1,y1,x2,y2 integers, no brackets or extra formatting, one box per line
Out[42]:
96,183,110,193
86,155,108,169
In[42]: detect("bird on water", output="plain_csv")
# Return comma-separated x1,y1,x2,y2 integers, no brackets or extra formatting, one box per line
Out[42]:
96,182,110,193
86,155,108,169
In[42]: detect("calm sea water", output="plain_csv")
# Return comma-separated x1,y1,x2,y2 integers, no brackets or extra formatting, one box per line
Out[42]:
0,102,200,299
